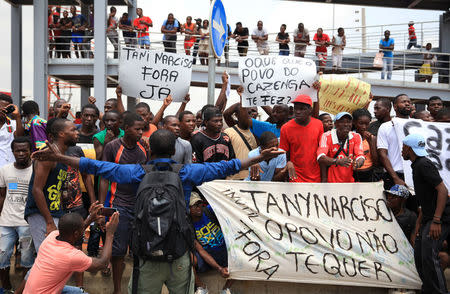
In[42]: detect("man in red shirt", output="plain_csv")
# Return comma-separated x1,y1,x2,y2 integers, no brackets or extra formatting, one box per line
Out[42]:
133,8,152,49
407,21,420,49
313,28,330,73
317,112,365,183
279,95,324,183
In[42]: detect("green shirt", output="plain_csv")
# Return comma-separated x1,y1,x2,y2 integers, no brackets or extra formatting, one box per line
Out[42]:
92,128,125,145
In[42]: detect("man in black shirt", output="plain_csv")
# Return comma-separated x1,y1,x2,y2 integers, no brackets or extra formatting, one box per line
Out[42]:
276,24,290,56
385,184,417,241
368,98,391,136
191,107,235,163
402,133,449,294
232,22,249,57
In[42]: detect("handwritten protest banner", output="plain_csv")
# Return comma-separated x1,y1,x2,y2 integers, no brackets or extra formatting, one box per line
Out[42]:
392,118,450,190
198,181,421,289
119,47,193,102
319,76,371,115
238,56,318,107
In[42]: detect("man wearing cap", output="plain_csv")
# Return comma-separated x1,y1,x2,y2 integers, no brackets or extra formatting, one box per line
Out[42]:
189,192,232,294
317,112,364,183
407,21,420,50
402,133,450,294
279,95,324,182
385,184,417,241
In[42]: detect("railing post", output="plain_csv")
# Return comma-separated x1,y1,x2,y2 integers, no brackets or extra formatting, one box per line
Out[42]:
420,22,424,47
403,51,406,83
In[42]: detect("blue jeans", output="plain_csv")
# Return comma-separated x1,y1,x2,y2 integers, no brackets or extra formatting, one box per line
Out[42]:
381,57,393,80
138,36,150,46
279,49,289,56
0,226,35,268
62,285,87,293
407,39,421,49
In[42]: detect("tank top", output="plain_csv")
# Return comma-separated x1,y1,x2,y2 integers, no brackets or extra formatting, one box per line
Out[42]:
184,23,196,40
333,35,344,54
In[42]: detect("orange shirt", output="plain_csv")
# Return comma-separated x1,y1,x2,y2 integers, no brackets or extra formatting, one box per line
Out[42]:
184,23,196,42
133,16,152,38
357,139,373,170
24,231,92,294
317,130,364,183
279,118,323,183
142,123,157,141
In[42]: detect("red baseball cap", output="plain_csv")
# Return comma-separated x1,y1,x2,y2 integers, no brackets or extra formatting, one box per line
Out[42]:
292,94,312,107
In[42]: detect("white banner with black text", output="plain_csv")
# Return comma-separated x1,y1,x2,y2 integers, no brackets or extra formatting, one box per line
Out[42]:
392,118,449,190
198,181,421,289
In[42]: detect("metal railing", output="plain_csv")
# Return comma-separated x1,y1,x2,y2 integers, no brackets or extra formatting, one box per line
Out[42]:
47,20,450,86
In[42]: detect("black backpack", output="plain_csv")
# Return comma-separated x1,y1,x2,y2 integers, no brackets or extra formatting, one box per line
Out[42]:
131,162,193,261
131,162,194,293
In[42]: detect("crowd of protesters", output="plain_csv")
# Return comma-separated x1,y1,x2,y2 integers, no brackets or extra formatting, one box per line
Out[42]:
0,74,449,294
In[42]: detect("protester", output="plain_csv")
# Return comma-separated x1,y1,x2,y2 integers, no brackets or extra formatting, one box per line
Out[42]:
280,95,324,183
107,6,119,59
21,101,47,151
368,98,391,136
191,107,235,163
402,133,450,294
223,101,258,180
385,184,417,241
331,28,346,72
133,8,153,49
99,113,148,294
195,110,203,129
56,10,72,58
377,94,411,190
247,131,287,181
70,5,87,59
192,18,202,65
293,23,310,57
232,22,249,57
0,137,35,292
161,13,180,53
407,21,420,49
189,192,232,294
427,96,443,121
435,107,450,122
23,207,119,294
25,118,73,252
251,21,269,55
119,12,137,47
135,102,157,142
182,16,196,55
412,110,433,121
31,129,284,293
0,94,24,168
198,20,210,65
179,111,196,142
162,115,192,164
313,28,330,73
317,112,364,183
419,43,436,82
53,99,71,119
85,5,94,59
318,113,333,132
276,24,290,56
352,109,377,182
379,30,395,80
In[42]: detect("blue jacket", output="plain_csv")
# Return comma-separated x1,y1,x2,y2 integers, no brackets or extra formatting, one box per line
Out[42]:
79,157,242,205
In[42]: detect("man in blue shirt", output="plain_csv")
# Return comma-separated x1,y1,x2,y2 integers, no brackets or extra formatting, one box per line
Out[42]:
31,129,283,293
379,30,395,80
161,13,180,53
246,131,287,181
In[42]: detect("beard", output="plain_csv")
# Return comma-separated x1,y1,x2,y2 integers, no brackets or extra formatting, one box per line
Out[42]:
398,108,411,116
65,139,77,147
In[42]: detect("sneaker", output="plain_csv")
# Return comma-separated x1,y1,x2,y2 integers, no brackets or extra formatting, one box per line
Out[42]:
194,286,209,294
220,288,232,294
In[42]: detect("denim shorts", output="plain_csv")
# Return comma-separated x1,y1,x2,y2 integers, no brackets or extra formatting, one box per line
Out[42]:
0,226,35,268
138,36,151,46
112,205,134,257
195,247,227,273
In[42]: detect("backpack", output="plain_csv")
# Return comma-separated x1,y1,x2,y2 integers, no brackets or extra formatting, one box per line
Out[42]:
131,162,193,262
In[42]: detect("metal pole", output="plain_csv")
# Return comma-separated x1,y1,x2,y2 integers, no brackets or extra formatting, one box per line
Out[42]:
11,4,22,109
94,0,107,112
207,0,216,106
33,0,48,119
361,8,367,78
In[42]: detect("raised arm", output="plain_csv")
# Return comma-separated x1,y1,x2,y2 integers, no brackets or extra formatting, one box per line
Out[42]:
115,86,125,114
223,102,239,128
152,95,173,126
215,72,229,113
237,88,252,130
175,94,190,119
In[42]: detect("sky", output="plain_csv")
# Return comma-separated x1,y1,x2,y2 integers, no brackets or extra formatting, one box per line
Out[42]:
0,0,443,114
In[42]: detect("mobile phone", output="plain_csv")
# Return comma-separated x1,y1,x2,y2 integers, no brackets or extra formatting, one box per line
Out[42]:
99,207,117,217
4,105,15,114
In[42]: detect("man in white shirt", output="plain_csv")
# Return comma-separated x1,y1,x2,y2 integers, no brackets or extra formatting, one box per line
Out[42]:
0,93,24,168
0,137,35,292
251,20,269,55
377,94,412,190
